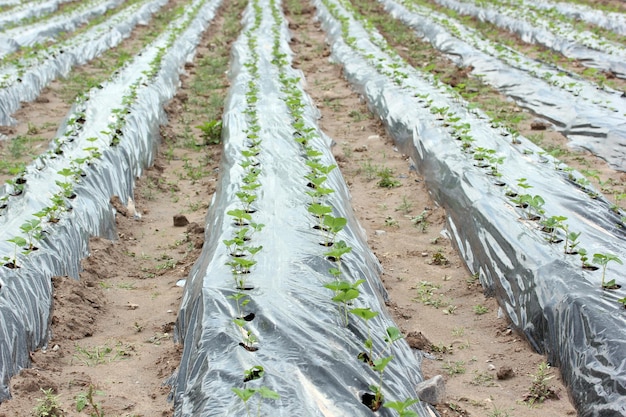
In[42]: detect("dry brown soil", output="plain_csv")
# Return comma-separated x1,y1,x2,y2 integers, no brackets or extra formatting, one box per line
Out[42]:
3,0,623,416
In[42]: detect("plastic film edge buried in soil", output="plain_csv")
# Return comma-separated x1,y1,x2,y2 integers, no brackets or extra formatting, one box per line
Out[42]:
313,0,626,415
171,0,432,415
0,0,222,402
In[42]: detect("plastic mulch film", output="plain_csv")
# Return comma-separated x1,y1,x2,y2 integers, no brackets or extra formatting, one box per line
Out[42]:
0,0,168,126
0,0,220,401
522,0,626,37
0,0,125,58
432,0,626,80
0,0,71,30
380,0,626,171
314,0,626,414
170,0,431,415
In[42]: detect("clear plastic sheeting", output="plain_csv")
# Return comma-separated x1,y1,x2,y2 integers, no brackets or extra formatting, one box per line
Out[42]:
380,0,626,171
0,0,125,59
171,0,431,415
524,0,626,36
432,0,626,79
0,0,219,401
0,0,72,30
314,0,626,415
0,0,168,126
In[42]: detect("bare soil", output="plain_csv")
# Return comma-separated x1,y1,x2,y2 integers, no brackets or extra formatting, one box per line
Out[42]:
2,0,623,416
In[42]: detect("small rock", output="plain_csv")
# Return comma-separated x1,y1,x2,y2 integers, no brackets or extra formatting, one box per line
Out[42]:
488,364,496,371
52,344,60,351
530,120,550,130
173,214,189,227
374,230,386,236
367,135,380,141
421,252,429,257
416,375,446,405
497,366,515,380
127,303,139,310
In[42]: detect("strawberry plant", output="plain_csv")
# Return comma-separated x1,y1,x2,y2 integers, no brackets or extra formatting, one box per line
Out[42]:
231,386,279,417
540,215,567,243
234,318,258,352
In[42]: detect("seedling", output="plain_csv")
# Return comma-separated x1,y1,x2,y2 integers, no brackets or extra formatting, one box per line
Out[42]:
234,318,258,351
384,398,419,417
324,240,352,265
560,223,581,255
227,209,252,226
4,236,27,267
523,362,557,405
236,191,257,213
540,215,567,243
578,248,595,269
308,203,332,230
411,210,430,233
20,219,43,250
33,388,64,417
75,385,104,417
228,292,251,318
377,167,401,188
593,253,623,289
196,120,222,145
243,365,265,382
322,215,347,246
324,279,364,326
231,386,279,417
368,355,393,411
350,307,379,361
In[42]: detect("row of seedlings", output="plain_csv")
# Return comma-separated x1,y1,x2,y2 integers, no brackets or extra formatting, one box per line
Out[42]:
432,0,626,78
270,0,422,414
0,0,126,58
313,0,626,413
0,0,221,400
226,1,279,413
0,0,168,125
0,0,213,270
388,0,624,109
321,0,626,301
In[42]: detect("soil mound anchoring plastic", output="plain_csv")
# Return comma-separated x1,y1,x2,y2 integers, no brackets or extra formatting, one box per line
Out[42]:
381,0,626,172
0,0,168,126
314,0,626,415
433,0,626,79
0,0,220,401
171,0,431,415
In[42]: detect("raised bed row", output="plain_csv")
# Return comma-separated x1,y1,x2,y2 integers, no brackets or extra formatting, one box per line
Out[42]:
314,0,626,414
0,0,124,58
0,0,168,126
381,0,626,171
0,0,73,30
171,0,430,414
432,0,626,79
0,0,221,401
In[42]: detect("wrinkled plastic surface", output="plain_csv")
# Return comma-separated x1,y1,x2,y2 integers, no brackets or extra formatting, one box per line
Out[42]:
381,0,626,171
525,0,626,36
171,1,430,415
433,0,626,79
0,0,69,30
0,0,168,126
0,0,125,58
314,0,626,415
0,0,218,401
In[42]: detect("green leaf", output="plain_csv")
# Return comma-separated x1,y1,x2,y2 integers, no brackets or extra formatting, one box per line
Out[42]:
385,326,403,343
231,387,256,403
332,288,360,303
373,356,394,372
323,215,347,233
349,307,378,321
384,398,419,412
257,386,280,400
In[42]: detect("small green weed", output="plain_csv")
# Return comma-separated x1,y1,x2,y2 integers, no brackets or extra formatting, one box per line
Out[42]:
33,388,64,417
377,167,401,188
442,360,466,375
473,304,489,315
